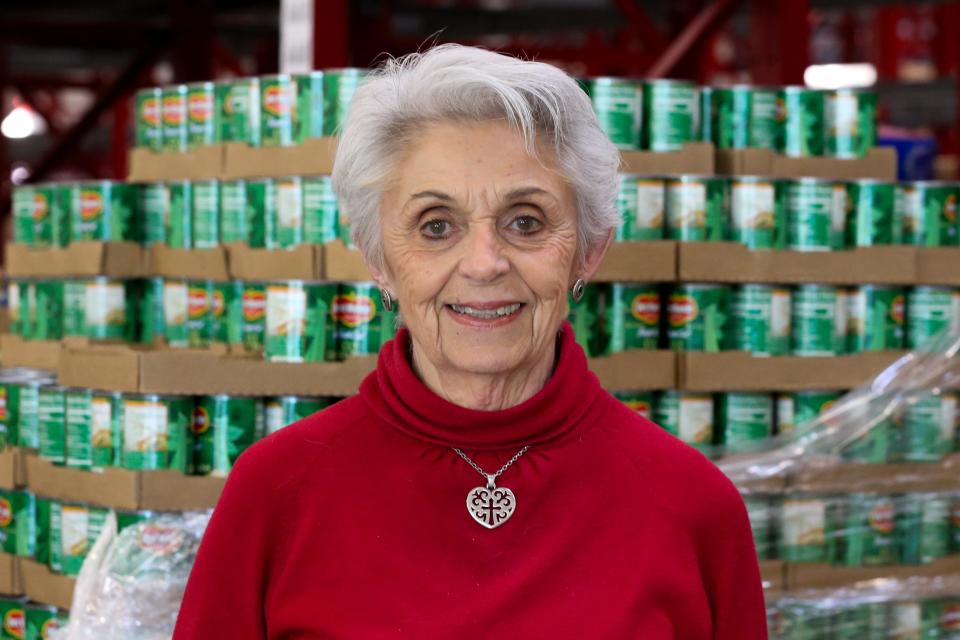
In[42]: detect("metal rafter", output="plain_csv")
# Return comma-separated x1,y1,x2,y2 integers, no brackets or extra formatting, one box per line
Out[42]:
645,0,744,79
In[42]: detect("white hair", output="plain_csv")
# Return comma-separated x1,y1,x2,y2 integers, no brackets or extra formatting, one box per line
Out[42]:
330,44,621,270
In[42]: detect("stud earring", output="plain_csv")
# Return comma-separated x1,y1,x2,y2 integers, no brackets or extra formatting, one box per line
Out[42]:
571,279,586,302
380,288,394,311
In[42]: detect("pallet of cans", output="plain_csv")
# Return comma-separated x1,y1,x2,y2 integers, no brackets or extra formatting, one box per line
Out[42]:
0,597,68,640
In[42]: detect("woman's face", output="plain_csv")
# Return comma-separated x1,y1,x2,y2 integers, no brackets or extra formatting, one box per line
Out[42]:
373,120,606,379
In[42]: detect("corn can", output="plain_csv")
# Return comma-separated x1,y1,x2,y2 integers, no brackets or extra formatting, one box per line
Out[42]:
899,493,951,565
244,179,269,248
665,175,728,241
789,391,842,434
30,281,64,342
264,396,332,435
137,278,166,345
12,185,65,248
38,386,66,465
219,179,248,244
667,284,730,352
57,502,108,576
0,489,35,557
64,388,93,470
70,181,137,242
17,282,35,340
333,282,397,360
186,280,214,348
138,182,169,246
847,285,905,352
842,417,893,464
91,391,122,470
567,284,603,357
899,181,959,247
259,74,298,147
779,496,828,562
791,285,839,356
25,604,66,640
907,286,960,350
784,178,837,251
825,89,877,159
186,81,218,148
120,394,194,472
217,77,260,146
899,393,957,462
165,180,192,248
161,84,189,152
602,283,660,353
642,79,698,151
6,282,24,338
84,277,134,341
212,281,242,344
62,280,86,337
265,281,337,362
0,381,16,449
616,175,664,241
654,391,713,451
303,176,340,243
15,378,46,450
891,601,944,638
191,179,220,248
323,68,365,136
193,395,264,476
581,77,643,150
239,283,267,353
729,284,791,356
162,279,189,347
836,494,897,566
0,598,25,639
730,176,785,249
712,85,752,149
613,391,655,421
776,86,824,157
134,87,163,151
717,392,774,453
265,176,303,248
847,179,900,246
749,87,779,149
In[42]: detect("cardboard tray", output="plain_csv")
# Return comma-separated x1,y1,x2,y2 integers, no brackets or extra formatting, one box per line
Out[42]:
222,138,338,179
58,343,378,396
26,455,226,512
0,334,60,372
128,145,225,181
20,558,74,611
760,560,786,597
715,147,897,180
0,448,31,490
323,240,372,282
0,553,23,597
915,248,960,286
593,241,676,282
677,242,917,285
788,453,960,494
227,244,325,281
6,242,147,278
147,246,230,281
620,143,715,175
678,351,906,392
587,350,676,391
786,554,960,592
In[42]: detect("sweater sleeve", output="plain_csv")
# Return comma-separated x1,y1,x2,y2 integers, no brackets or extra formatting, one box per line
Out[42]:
173,442,283,640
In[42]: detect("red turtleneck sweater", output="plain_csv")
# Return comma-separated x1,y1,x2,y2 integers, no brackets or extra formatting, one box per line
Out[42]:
174,325,767,639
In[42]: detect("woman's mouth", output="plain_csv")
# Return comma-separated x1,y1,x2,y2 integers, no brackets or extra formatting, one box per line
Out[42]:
445,302,525,327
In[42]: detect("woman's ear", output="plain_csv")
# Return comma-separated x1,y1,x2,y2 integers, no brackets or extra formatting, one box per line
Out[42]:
365,255,395,298
578,228,614,283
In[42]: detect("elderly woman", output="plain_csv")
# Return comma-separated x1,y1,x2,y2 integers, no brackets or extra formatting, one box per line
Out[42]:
174,45,766,639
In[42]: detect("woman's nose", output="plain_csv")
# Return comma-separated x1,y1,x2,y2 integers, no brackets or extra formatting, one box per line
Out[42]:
458,223,510,282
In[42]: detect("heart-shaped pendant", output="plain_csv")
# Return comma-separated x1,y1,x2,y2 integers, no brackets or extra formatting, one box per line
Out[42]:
467,484,516,529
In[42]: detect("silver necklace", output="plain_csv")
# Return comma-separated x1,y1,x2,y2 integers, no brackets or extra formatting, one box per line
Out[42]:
452,446,530,529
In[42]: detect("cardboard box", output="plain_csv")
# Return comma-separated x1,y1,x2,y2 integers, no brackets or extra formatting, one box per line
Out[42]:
0,334,60,372
587,350,676,391
20,558,74,611
58,343,378,396
677,242,917,284
323,240,373,281
0,553,23,596
786,555,960,592
227,244,324,281
759,560,785,597
620,143,714,175
0,448,31,490
27,455,226,512
6,242,146,278
593,241,676,282
127,145,225,181
222,138,338,179
715,147,897,180
915,248,960,286
789,453,960,494
148,246,229,281
678,351,906,392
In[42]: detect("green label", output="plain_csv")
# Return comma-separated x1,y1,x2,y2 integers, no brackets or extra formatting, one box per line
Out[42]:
65,390,93,470
847,181,898,246
900,182,959,247
0,489,35,557
166,182,193,248
0,597,26,639
718,393,773,453
16,384,40,450
265,282,337,362
729,285,791,356
91,393,122,469
779,498,827,562
713,87,752,149
667,284,729,352
212,281,242,344
163,281,189,347
266,178,303,248
70,182,136,242
643,81,697,151
825,90,876,159
838,495,897,566
134,87,163,151
333,283,397,360
193,396,264,476
138,182,168,246
791,286,838,356
38,388,66,465
219,180,248,244
25,604,63,640
730,179,784,249
665,178,727,241
62,280,87,337
240,284,267,353
84,279,129,340
900,394,956,461
121,396,193,472
218,78,260,146
653,391,713,450
161,86,189,152
186,83,218,147
322,69,364,137
907,287,960,349
603,284,660,353
847,286,905,352
191,181,220,248
186,281,213,348
584,78,642,150
786,180,834,251
749,89,778,149
264,397,330,435
303,177,340,244
259,76,297,147
777,87,824,157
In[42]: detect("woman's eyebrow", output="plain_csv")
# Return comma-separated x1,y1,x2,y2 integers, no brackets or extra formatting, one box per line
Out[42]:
409,190,454,201
503,187,549,200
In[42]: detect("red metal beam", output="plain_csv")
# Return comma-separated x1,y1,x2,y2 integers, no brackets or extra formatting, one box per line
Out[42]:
645,0,743,79
212,38,247,77
613,0,669,53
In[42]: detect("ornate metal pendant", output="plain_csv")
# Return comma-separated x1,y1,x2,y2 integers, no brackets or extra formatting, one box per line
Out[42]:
466,475,516,529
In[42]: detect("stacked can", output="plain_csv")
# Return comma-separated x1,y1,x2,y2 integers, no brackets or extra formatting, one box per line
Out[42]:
264,281,337,362
193,395,264,476
898,181,959,247
847,179,900,247
0,369,54,449
26,603,68,639
259,75,300,147
186,81,218,147
667,284,730,352
716,392,775,453
0,489,35,557
832,493,898,566
791,285,843,356
784,178,846,251
615,175,664,240
847,286,905,352
898,492,952,565
776,391,842,437
50,501,109,576
824,89,877,159
134,87,163,151
898,392,957,462
11,183,70,247
729,176,785,249
779,494,830,562
217,77,260,146
323,68,365,136
332,282,398,360
711,85,752,150
613,391,655,421
728,285,791,356
119,394,194,472
654,391,714,451
665,176,728,241
749,87,779,150
582,77,643,150
264,396,333,435
38,386,67,466
71,181,137,242
601,284,661,354
567,283,603,357
906,286,960,350
643,79,698,152
744,496,776,560
776,86,824,157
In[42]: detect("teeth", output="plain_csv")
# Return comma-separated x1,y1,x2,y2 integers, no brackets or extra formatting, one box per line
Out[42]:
450,303,521,319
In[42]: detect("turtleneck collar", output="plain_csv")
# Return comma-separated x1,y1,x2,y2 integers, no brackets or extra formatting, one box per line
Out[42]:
359,321,605,451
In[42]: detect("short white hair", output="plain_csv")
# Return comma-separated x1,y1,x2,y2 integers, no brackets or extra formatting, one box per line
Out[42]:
331,44,621,270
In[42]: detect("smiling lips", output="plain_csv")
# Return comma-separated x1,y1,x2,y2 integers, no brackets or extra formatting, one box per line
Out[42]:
445,301,525,327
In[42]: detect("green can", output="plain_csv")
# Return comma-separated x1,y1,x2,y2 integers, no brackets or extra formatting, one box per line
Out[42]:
665,176,728,241
6,282,23,337
12,185,54,247
717,392,774,453
303,176,340,243
842,416,893,464
642,79,698,151
191,179,220,248
57,502,108,576
0,490,35,557
603,283,660,353
567,283,603,358
613,391,655,421
713,85,752,150
779,495,829,562
84,277,135,341
134,87,163,151
847,286,905,352
91,391,122,470
789,391,842,433
825,89,877,159
667,284,730,352
791,285,839,356
899,393,957,462
697,87,713,143
62,279,86,337
162,279,189,347
186,280,214,348
264,396,332,435
65,388,93,470
48,500,61,573
333,282,397,360
166,180,192,248
729,284,791,356
899,493,951,565
219,179,248,244
265,281,337,362
730,176,785,249
25,603,66,640
654,391,714,450
836,494,897,566
615,175,664,241
942,599,960,638
193,395,264,477
744,497,775,560
582,77,643,150
138,182,169,246
259,75,298,147
137,277,166,345
32,497,51,567
217,77,260,146
71,181,137,242
749,87,779,149
38,386,66,465
847,179,899,246
0,598,25,639
293,71,324,140
31,280,64,342
186,81,218,148
0,381,16,449
890,600,944,639
899,181,959,247
120,394,194,472
322,68,365,136
11,186,36,245
161,84,189,152
238,282,267,353
776,86,824,157
265,176,304,248
785,178,837,251
15,379,46,450
244,179,269,248
212,281,242,344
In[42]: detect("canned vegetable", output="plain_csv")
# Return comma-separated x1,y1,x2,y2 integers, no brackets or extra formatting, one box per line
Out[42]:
191,179,220,248
582,77,642,150
643,79,698,151
265,281,337,362
161,85,188,152
259,75,298,147
847,179,899,247
713,85,752,149
0,490,35,557
186,81,218,148
217,77,260,146
264,396,332,435
825,89,877,159
333,282,397,360
667,284,730,352
70,181,137,242
193,395,264,476
729,284,791,356
603,283,660,353
899,181,959,247
749,87,778,149
120,394,194,472
730,176,785,249
777,86,824,157
323,68,365,136
265,176,303,249
38,386,66,465
907,287,960,349
303,176,340,244
847,286,905,352
134,87,163,151
717,392,774,453
665,175,728,241
791,285,839,356
654,391,714,450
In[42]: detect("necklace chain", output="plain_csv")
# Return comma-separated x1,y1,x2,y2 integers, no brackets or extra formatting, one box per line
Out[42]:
452,446,530,484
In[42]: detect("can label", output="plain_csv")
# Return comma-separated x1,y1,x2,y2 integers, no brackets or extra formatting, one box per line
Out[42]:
791,285,838,356
654,392,713,450
785,180,834,251
264,177,303,248
265,396,330,435
191,181,220,248
323,69,364,137
567,284,601,357
16,384,41,450
847,286,905,352
163,280,189,347
668,284,729,352
137,278,166,345
84,279,128,340
65,390,93,470
166,181,192,248
212,281,242,344
32,281,65,341
91,393,121,469
0,489,35,557
604,284,660,352
713,87,751,149
134,87,163,151
825,90,877,159
161,86,189,152
38,388,66,465
303,177,340,243
777,87,824,157
71,182,136,242
749,89,778,149
584,78,642,150
643,81,697,151
730,178,784,249
218,78,260,146
900,495,951,565
776,394,796,436
0,598,25,639
62,280,87,337
838,495,896,566
18,186,52,246
847,180,898,246
900,182,959,247
25,604,63,640
665,177,727,241
900,393,957,461
717,393,773,452
186,82,218,148
240,284,267,353
138,182,169,246
186,281,213,348
907,287,960,349
265,283,337,362
780,498,827,562
245,179,269,248
219,180,248,244
333,283,396,360
613,391,654,421
121,396,193,472
59,504,107,576
193,396,264,477
729,285,791,356
259,76,297,147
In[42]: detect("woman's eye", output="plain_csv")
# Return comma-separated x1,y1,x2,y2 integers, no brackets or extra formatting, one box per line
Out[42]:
420,218,452,239
509,215,543,235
